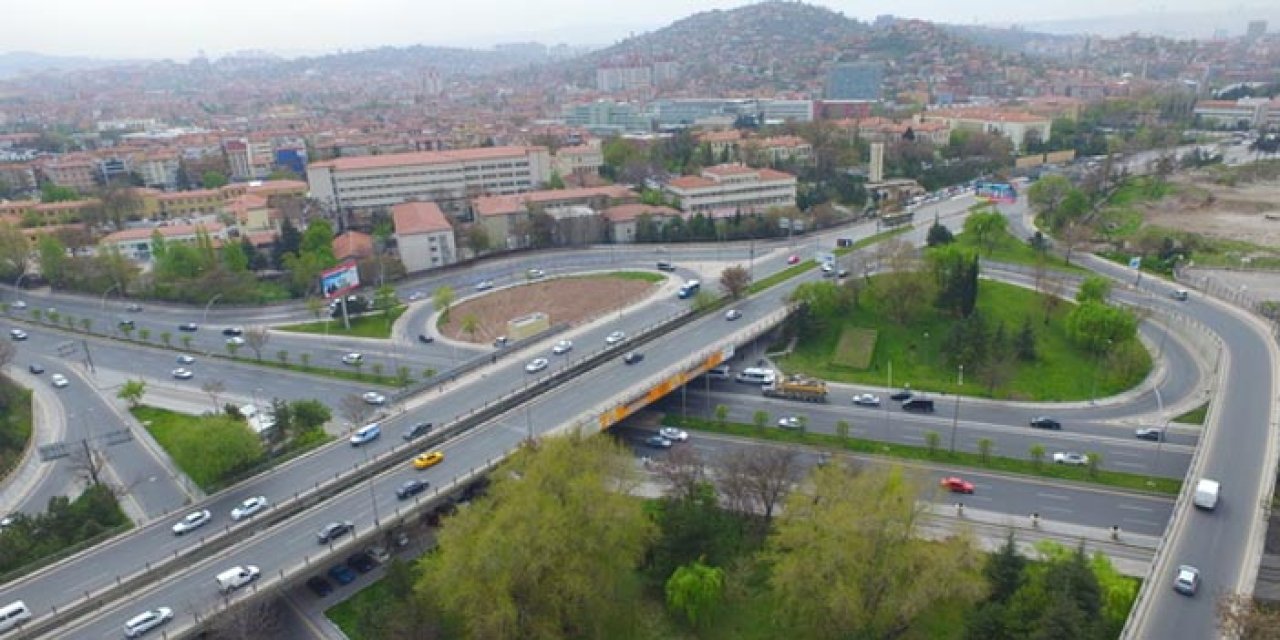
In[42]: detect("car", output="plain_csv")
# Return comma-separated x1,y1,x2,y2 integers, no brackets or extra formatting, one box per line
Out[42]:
327,563,357,586
178,322,198,332
118,319,136,329
305,576,334,597
347,551,377,573
11,301,25,310
786,254,800,265
623,351,644,365
552,339,573,355
341,352,363,365
658,427,689,442
645,435,673,449
171,509,212,535
940,476,975,494
230,496,268,520
1173,565,1200,596
656,261,676,272
350,423,381,445
402,422,433,441
367,546,391,564
493,336,510,347
408,291,425,301
889,389,913,401
725,309,743,321
777,416,803,430
50,374,68,388
8,329,26,340
417,333,434,344
605,330,626,345
1052,452,1090,466
362,391,387,405
525,357,549,373
1135,428,1165,441
837,269,850,278
1170,289,1189,301
123,606,173,637
125,303,143,312
27,363,43,375
171,368,194,380
852,393,881,407
902,397,935,412
527,268,546,279
396,479,429,500
176,354,195,365
413,451,444,469
222,326,243,336
317,521,355,544
225,336,246,346
1030,416,1062,430
475,280,495,291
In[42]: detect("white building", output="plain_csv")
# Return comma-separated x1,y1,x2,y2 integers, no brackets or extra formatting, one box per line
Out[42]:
921,108,1052,152
552,140,604,179
663,165,797,217
307,146,552,219
99,222,228,263
392,201,456,273
761,100,815,123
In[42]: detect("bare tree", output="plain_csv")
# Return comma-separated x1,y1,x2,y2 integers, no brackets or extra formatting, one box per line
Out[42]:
715,446,801,526
719,265,751,299
340,394,372,429
244,326,270,361
654,444,707,502
201,379,226,413
206,597,285,640
1060,221,1092,266
68,441,106,487
1218,592,1280,640
1041,275,1066,325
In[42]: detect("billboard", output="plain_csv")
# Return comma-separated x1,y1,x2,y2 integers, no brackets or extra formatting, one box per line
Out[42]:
320,261,360,299
976,181,1017,203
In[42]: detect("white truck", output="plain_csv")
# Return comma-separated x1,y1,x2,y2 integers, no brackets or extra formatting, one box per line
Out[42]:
1193,478,1220,510
216,565,261,593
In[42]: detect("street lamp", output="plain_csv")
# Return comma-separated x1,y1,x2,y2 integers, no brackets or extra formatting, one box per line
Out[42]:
203,294,223,325
100,284,120,311
949,394,961,453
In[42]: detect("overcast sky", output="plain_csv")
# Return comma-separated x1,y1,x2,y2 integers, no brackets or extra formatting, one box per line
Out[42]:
5,0,1268,59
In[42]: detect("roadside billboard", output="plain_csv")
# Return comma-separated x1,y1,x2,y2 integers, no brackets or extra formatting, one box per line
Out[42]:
320,261,360,299
976,181,1017,203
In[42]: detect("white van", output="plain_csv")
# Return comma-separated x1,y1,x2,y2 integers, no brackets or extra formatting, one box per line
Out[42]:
215,565,261,594
1193,478,1220,510
349,423,381,446
735,367,776,385
0,601,31,633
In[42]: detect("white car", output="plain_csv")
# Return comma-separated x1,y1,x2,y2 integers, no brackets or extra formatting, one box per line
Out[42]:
605,330,626,345
552,339,573,355
171,368,194,380
9,328,27,340
11,301,26,310
1052,452,1090,466
176,354,195,365
852,393,881,407
777,416,803,430
225,336,246,347
362,391,387,405
725,309,743,321
658,427,689,442
341,352,363,365
527,268,546,279
123,606,173,637
408,291,424,301
475,280,495,291
525,357,549,373
171,509,212,535
230,496,268,520
50,374,69,388
1173,565,1200,596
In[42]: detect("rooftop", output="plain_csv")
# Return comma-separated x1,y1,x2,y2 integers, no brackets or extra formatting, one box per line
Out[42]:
310,146,544,172
392,201,453,235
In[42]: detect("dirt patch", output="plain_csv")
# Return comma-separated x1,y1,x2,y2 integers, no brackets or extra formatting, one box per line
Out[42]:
439,276,661,343
1145,175,1280,249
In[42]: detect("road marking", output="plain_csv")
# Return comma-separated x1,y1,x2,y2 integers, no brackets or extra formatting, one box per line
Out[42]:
1112,461,1147,471
1039,505,1073,514
1118,503,1155,513
1122,518,1162,528
1036,492,1071,501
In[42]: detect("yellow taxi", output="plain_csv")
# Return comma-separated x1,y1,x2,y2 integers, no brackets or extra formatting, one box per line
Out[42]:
413,451,444,470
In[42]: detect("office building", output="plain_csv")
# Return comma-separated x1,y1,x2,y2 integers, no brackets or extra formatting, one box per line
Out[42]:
824,62,884,101
663,164,797,217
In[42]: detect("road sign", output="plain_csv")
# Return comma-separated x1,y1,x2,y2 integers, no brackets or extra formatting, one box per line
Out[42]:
38,443,71,461
1129,257,1142,270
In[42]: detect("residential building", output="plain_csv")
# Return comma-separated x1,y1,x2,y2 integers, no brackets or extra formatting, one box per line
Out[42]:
307,146,553,220
0,163,37,197
223,138,274,181
392,201,456,273
0,199,101,229
332,230,374,262
552,141,604,180
134,151,181,190
37,154,97,192
663,165,797,217
814,100,876,120
226,193,273,232
601,204,682,243
96,156,131,185
100,222,228,262
921,108,1052,152
152,189,224,218
597,65,652,92
824,62,884,101
745,136,814,166
472,185,637,249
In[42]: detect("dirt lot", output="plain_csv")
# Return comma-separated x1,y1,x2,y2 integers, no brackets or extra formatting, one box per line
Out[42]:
1146,172,1280,250
439,276,661,343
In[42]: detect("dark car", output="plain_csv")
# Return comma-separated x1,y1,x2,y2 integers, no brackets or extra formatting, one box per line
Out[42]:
656,261,676,272
305,576,334,597
623,351,644,365
347,551,377,573
417,334,434,344
1030,416,1062,430
178,322,198,332
27,363,43,374
889,389,913,401
902,397,935,413
1135,428,1164,441
396,479,429,500
317,521,354,544
222,326,243,336
402,422,433,441
327,564,357,585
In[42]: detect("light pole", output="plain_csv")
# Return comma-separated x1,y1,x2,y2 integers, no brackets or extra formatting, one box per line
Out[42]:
949,394,961,453
203,294,223,325
957,364,964,387
100,284,120,311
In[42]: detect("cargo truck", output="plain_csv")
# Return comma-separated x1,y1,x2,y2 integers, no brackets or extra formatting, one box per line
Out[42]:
762,374,828,402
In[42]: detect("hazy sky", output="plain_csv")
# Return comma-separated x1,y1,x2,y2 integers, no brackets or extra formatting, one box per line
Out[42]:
5,0,1265,59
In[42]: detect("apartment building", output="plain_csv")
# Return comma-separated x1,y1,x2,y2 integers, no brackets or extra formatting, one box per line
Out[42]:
100,222,228,262
601,204,683,243
307,146,552,220
392,201,456,273
0,163,37,196
472,185,636,250
37,154,98,192
552,141,604,179
223,138,274,181
921,108,1051,152
663,165,797,217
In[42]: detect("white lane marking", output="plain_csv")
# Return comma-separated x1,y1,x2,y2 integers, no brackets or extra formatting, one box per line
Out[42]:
1118,503,1155,513
1036,492,1072,501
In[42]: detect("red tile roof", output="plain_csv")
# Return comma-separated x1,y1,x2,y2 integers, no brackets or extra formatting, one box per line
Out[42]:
102,222,225,244
471,185,635,218
602,204,682,222
392,201,453,235
333,231,374,260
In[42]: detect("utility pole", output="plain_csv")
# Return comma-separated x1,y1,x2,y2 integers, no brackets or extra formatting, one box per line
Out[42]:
949,395,961,453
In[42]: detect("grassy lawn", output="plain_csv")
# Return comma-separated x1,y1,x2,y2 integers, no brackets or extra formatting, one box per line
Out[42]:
748,260,815,294
602,271,666,283
0,376,33,482
949,227,1088,274
1173,402,1209,425
665,414,1181,496
779,278,1151,401
132,405,265,491
833,225,913,256
276,305,408,339
326,579,394,640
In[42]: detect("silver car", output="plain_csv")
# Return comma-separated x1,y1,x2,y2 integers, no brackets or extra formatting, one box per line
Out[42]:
171,509,212,535
230,496,267,520
606,330,626,345
123,607,173,637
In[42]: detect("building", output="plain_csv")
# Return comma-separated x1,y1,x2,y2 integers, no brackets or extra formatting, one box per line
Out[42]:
152,189,224,218
601,203,682,243
814,100,876,120
392,201,456,273
563,101,652,136
332,231,374,262
307,146,553,220
824,62,884,101
921,108,1051,152
760,100,814,123
472,185,637,249
552,141,604,180
225,193,274,232
0,163,37,197
100,223,227,262
37,154,98,192
1247,20,1267,39
663,165,797,217
745,136,814,166
597,65,652,92
1193,98,1271,129
223,138,275,181
134,151,181,191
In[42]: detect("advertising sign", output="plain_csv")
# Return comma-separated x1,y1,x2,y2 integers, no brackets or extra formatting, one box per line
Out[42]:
320,261,360,299
976,181,1018,203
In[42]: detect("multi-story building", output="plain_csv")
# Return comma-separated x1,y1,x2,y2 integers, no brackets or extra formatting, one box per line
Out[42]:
134,151,181,191
663,165,797,217
307,146,553,220
563,101,652,136
824,62,884,101
100,222,228,262
746,136,814,166
152,189,224,218
921,108,1052,152
601,204,682,243
760,100,815,123
392,201,456,273
597,65,652,92
37,154,98,192
223,138,274,181
1193,98,1271,129
473,185,636,249
552,141,604,180
0,163,37,197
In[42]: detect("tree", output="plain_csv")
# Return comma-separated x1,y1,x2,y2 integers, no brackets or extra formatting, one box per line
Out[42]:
464,224,492,255
963,209,1008,256
290,399,332,433
1065,302,1138,353
1086,451,1102,478
416,434,655,640
978,437,993,464
36,234,68,288
98,181,141,230
666,560,725,630
767,465,986,639
1060,220,1092,265
201,170,228,189
714,446,799,525
713,404,729,426
0,224,29,280
116,379,146,408
1015,317,1037,361
339,394,372,428
40,184,80,203
986,531,1027,603
924,430,941,456
752,410,769,434
926,217,954,247
433,285,455,323
1218,593,1280,639
159,331,171,347
244,326,269,361
1076,275,1112,304
1027,175,1074,220
1030,444,1046,468
298,219,337,265
718,265,751,299
201,379,226,413
836,420,850,443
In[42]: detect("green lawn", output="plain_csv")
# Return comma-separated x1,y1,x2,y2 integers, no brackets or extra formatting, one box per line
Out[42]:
948,227,1087,274
1173,402,1209,425
276,305,408,339
779,279,1151,401
664,414,1180,496
131,405,265,491
601,271,666,283
326,579,394,640
0,376,33,482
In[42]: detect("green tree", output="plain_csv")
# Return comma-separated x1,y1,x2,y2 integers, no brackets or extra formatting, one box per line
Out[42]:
299,219,337,265
978,437,993,464
1015,317,1037,361
290,399,331,432
137,328,150,342
1076,275,1113,304
545,170,566,190
665,560,725,630
0,224,30,280
433,285,455,323
80,317,92,333
460,314,480,343
160,331,171,347
925,430,941,456
752,410,769,434
986,531,1027,603
963,210,1009,256
116,380,146,408
767,465,986,639
200,170,228,189
416,435,656,640
40,184,80,203
836,420,850,443
1065,302,1138,353
714,404,729,426
36,235,68,287
1086,451,1102,478
1030,444,1046,468
181,335,192,350
222,240,249,272
926,217,954,247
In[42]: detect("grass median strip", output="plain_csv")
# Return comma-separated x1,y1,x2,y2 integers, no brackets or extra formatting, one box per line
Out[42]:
276,305,408,339
663,414,1181,496
1173,402,1209,425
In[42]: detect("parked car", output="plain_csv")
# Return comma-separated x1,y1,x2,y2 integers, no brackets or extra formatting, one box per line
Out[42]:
658,427,689,442
305,576,334,597
525,357,549,373
123,606,173,638
1173,565,1200,596
327,564,357,586
346,551,377,573
50,374,69,388
1052,452,1090,466
171,368,194,380
725,309,743,321
1030,416,1062,430
317,521,355,544
171,509,212,535
852,393,881,407
8,329,27,340
623,351,644,365
396,479,429,500
940,476,975,494
552,339,574,354
644,435,673,449
367,546,391,564
413,451,444,469
402,422,433,441
178,322,198,332
230,496,268,520
1135,428,1165,441
362,391,387,405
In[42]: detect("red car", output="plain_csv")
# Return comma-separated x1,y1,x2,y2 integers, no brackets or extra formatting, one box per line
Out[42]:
786,255,800,265
940,476,975,494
